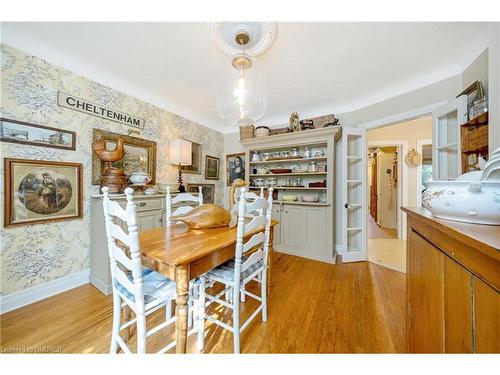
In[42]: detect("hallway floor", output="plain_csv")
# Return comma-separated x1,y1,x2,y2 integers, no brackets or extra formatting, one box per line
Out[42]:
368,216,397,239
367,238,406,273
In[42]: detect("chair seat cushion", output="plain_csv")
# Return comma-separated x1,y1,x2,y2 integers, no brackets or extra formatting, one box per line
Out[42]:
206,256,264,283
114,268,176,304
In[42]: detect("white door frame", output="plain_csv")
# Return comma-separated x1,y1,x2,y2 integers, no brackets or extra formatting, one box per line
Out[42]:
367,140,409,240
416,138,433,207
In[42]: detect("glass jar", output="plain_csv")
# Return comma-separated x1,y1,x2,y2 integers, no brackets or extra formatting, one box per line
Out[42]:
268,177,277,187
290,147,299,158
303,146,311,159
251,151,260,162
308,161,318,172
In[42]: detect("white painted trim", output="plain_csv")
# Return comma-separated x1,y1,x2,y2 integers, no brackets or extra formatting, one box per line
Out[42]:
358,101,447,131
0,270,90,314
416,138,433,207
90,275,113,296
335,244,344,254
274,249,337,265
367,140,409,241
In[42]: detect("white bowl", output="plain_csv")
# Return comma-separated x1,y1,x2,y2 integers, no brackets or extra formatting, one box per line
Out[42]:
301,195,319,202
158,182,179,193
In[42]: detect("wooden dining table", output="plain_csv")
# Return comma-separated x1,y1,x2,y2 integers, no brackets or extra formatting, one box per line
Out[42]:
138,219,278,353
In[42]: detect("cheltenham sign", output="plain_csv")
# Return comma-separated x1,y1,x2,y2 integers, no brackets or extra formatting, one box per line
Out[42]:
57,92,145,129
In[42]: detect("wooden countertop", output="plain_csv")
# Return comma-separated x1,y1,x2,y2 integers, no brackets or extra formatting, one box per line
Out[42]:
402,207,500,290
402,207,500,252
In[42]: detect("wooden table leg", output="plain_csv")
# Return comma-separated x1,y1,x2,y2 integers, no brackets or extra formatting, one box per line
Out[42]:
175,265,189,354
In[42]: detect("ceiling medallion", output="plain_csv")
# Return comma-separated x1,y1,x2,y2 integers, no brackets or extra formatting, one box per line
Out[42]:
207,22,277,57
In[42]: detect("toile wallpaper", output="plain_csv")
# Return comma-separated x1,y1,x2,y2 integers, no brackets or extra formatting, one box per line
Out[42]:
0,44,225,295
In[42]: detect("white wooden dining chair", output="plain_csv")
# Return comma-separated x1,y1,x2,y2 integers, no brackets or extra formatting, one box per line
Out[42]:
230,186,265,303
102,187,198,354
198,187,273,353
166,186,203,227
164,186,203,327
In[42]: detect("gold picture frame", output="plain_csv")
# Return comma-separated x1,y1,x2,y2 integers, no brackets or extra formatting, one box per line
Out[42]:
91,129,156,185
4,158,83,227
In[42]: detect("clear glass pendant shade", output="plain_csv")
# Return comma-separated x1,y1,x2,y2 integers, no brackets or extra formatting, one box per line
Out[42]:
216,54,267,126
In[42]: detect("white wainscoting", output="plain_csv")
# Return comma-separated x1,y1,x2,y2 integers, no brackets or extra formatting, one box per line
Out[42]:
0,269,90,314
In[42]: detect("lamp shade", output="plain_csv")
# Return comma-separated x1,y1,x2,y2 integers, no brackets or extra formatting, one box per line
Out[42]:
169,138,192,166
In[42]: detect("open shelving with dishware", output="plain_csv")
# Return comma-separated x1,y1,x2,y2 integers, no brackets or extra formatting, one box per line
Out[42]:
249,156,328,164
241,126,341,264
460,111,488,173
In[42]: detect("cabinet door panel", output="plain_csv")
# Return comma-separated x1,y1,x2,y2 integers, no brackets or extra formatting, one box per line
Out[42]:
137,211,162,231
282,205,306,249
474,277,500,353
407,229,444,353
271,205,281,246
443,256,473,353
305,207,327,254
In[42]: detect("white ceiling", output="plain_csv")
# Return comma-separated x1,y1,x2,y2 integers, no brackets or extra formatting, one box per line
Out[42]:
1,22,489,133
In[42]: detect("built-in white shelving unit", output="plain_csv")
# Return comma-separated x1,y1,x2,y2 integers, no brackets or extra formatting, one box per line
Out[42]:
241,127,341,264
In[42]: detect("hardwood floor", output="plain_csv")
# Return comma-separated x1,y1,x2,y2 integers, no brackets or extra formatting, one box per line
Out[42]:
0,253,406,353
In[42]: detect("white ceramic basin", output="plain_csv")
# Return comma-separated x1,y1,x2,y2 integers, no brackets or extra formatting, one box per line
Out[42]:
422,180,500,225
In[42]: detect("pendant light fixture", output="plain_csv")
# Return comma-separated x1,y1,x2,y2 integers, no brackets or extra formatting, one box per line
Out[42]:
209,22,277,127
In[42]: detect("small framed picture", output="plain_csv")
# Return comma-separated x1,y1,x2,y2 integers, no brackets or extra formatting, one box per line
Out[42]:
187,183,215,204
0,118,76,150
205,155,220,180
226,153,246,186
4,158,83,227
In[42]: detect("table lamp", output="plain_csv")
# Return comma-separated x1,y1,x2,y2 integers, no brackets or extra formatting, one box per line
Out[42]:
169,138,192,192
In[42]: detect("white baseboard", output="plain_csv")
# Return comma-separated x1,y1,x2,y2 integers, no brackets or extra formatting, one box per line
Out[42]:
0,269,90,314
274,249,337,264
335,244,344,255
89,275,112,296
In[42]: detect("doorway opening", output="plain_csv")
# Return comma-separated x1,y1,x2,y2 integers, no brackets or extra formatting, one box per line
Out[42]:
416,139,433,207
365,116,433,273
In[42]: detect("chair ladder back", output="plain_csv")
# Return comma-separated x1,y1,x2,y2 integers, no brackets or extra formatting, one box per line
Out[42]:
245,198,268,218
241,247,265,273
244,215,266,233
262,189,274,266
166,186,202,227
102,187,145,310
232,187,248,285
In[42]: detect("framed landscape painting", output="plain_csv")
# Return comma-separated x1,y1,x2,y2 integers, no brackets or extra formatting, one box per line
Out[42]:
0,118,76,150
205,155,220,180
187,183,215,204
4,158,83,227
